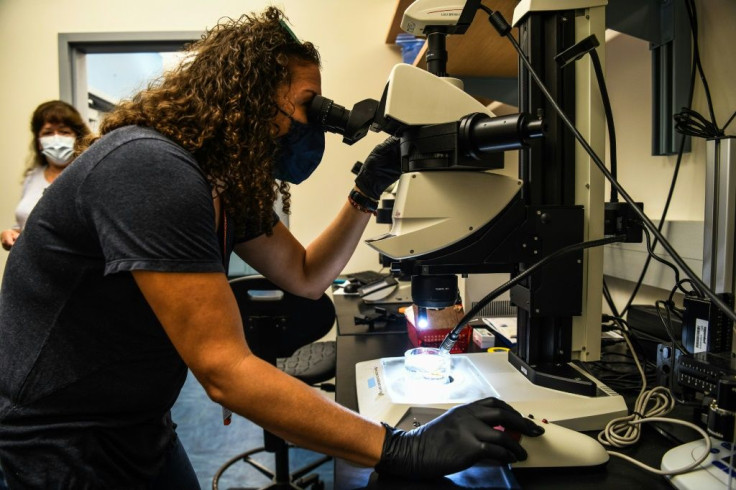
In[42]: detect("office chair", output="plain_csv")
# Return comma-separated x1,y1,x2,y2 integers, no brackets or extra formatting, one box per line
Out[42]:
212,276,337,490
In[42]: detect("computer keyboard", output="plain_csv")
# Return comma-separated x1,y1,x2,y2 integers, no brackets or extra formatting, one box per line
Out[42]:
346,270,388,285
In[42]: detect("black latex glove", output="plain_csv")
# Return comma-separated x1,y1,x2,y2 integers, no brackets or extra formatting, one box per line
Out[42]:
375,397,544,480
354,136,402,201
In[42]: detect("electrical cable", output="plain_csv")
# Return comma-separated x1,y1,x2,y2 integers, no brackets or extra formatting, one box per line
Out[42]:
439,235,626,352
608,417,711,475
619,0,715,318
477,6,736,328
583,47,625,320
473,5,728,477
655,299,688,355
621,0,736,321
623,0,734,317
602,280,621,319
619,137,686,319
675,108,723,139
641,227,704,299
670,279,701,299
723,110,736,133
585,47,619,203
554,26,627,321
641,227,684,287
484,3,684,321
583,39,664,319
588,346,658,394
594,317,712,476
683,0,719,132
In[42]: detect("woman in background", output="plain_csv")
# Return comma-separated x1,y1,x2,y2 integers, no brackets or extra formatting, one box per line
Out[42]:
1,100,90,251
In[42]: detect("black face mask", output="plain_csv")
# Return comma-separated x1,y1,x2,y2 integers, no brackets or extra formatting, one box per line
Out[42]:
273,113,326,184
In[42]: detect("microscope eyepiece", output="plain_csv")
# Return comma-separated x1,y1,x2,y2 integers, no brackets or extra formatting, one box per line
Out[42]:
308,95,350,134
307,95,380,145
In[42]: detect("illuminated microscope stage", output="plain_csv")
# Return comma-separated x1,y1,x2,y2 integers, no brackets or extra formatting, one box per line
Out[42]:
355,352,628,432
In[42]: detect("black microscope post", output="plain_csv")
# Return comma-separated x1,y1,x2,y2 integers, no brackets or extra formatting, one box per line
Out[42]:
510,8,594,396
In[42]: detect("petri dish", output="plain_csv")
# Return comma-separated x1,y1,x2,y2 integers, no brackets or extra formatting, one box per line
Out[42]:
404,347,451,382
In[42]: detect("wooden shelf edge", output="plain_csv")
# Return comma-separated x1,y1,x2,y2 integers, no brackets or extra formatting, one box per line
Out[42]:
387,0,519,78
386,0,415,44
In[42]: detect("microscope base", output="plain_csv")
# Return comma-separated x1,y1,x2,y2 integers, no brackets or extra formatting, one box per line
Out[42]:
355,351,627,432
507,351,597,397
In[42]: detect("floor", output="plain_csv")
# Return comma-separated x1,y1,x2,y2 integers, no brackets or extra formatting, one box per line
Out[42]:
171,370,335,490
169,274,341,489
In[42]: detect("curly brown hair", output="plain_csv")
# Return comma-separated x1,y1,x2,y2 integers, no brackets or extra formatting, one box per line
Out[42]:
83,7,321,237
25,100,91,177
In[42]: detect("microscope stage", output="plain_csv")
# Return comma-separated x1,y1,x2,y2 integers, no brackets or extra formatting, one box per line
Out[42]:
355,352,628,432
379,355,498,404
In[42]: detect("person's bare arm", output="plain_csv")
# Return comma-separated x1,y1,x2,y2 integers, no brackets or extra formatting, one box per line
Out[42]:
131,269,385,466
1,228,20,251
234,197,371,299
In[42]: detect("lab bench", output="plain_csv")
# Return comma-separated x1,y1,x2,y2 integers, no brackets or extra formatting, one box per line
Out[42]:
331,293,686,489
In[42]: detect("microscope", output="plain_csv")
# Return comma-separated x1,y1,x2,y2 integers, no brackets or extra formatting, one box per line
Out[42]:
311,0,626,431
311,4,543,329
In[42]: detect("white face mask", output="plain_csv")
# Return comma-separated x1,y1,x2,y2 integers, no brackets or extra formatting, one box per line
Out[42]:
39,134,76,166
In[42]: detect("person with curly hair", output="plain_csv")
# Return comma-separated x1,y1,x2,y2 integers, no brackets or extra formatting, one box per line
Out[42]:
0,6,542,489
1,100,90,251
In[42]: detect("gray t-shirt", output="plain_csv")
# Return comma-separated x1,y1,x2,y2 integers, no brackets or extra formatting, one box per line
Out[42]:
0,126,255,487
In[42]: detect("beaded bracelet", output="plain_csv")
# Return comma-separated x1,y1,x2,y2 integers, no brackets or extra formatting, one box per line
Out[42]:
348,188,378,216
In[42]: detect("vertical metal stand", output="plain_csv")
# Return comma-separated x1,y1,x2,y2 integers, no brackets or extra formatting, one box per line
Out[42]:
510,2,607,395
703,137,736,295
702,137,736,354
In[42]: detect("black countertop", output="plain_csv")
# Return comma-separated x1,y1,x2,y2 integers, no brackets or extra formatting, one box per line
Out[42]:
332,295,695,489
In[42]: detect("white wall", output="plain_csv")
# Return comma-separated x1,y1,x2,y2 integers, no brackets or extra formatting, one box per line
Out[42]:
0,0,401,279
603,0,736,311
